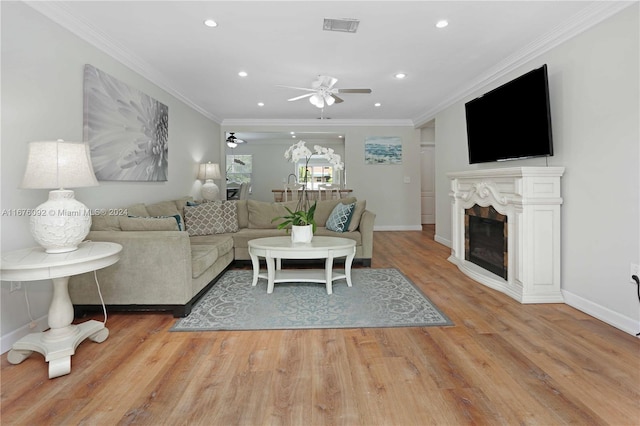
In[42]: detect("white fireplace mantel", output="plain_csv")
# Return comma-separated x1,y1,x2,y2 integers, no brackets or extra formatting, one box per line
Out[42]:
447,166,565,303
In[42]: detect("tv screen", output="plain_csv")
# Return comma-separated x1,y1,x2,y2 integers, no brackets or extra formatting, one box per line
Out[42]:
465,64,553,164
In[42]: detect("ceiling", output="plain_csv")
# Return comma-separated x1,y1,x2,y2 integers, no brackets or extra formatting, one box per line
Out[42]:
28,1,630,127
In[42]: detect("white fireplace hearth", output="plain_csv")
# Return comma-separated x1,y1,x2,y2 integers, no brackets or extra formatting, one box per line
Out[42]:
447,167,565,303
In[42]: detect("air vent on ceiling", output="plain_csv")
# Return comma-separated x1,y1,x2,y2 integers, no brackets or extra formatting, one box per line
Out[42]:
323,18,360,33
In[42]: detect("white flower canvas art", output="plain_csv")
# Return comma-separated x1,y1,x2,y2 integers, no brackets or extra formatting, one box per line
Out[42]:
83,64,168,181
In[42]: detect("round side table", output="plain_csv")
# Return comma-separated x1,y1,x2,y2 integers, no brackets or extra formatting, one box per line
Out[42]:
1,241,122,379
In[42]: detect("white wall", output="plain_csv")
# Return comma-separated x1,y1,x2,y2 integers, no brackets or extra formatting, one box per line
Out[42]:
0,2,221,349
434,5,640,334
223,124,422,230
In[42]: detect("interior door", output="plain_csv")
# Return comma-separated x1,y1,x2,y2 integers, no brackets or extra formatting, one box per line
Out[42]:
420,145,435,224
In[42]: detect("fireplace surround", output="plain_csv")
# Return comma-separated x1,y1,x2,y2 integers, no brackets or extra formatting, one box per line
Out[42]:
448,167,565,303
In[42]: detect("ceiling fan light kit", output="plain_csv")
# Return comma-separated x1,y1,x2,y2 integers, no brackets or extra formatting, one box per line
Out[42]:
226,132,245,148
281,75,371,109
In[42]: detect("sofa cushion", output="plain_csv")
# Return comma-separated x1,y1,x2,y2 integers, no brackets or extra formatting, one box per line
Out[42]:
91,214,122,231
120,216,181,231
348,200,367,232
326,202,355,232
126,203,150,217
184,201,239,236
146,200,185,225
189,234,235,255
173,196,193,217
190,244,219,278
230,228,289,249
248,200,298,229
236,200,249,228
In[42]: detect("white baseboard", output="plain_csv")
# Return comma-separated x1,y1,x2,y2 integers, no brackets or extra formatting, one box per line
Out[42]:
1,315,48,354
373,225,423,231
434,234,452,248
562,290,639,337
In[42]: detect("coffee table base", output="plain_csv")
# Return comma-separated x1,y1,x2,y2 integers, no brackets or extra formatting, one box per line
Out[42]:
254,267,353,294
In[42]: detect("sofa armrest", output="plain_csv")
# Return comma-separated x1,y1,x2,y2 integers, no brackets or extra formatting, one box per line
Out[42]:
358,210,376,258
70,230,193,304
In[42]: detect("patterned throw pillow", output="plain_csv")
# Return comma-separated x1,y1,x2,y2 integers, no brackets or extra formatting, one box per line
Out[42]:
184,201,238,236
326,202,355,232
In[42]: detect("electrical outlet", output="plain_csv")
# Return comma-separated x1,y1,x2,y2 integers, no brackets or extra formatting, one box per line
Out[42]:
630,263,640,284
10,281,22,292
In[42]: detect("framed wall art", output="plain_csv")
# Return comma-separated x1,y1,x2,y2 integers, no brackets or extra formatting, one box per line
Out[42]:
83,64,168,181
364,136,402,165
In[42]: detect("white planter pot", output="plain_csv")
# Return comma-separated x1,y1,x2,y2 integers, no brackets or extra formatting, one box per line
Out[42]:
291,224,313,243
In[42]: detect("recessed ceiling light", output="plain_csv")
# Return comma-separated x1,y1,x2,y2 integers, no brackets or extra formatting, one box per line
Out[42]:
290,132,295,134
374,103,381,107
436,20,449,29
394,73,407,79
204,19,217,28
257,102,264,107
238,71,248,77
339,135,343,138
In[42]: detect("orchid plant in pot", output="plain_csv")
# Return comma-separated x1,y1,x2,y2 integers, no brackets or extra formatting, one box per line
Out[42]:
272,141,344,242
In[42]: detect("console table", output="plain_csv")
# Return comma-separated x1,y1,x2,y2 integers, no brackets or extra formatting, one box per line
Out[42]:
0,241,122,378
272,189,352,202
248,236,356,294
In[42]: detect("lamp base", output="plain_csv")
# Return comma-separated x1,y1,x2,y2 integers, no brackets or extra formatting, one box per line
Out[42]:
201,180,220,201
30,190,92,253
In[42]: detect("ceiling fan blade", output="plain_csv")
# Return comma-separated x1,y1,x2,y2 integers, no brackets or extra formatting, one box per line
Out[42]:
336,88,372,94
288,93,315,101
331,94,344,103
324,76,338,89
337,89,371,93
277,85,317,92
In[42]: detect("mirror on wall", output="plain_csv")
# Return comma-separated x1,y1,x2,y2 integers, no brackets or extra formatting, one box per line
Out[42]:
223,132,345,202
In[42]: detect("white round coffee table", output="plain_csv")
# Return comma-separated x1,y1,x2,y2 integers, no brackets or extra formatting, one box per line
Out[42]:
0,241,122,378
248,236,356,294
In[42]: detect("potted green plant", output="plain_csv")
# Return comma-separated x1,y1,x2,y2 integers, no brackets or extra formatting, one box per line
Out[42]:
272,201,317,240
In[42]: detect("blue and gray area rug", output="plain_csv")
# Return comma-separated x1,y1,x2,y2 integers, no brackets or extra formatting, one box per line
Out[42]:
171,268,453,331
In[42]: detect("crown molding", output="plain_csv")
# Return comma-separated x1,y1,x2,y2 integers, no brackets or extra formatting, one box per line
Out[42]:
24,0,633,129
24,1,222,124
221,118,415,128
412,1,636,127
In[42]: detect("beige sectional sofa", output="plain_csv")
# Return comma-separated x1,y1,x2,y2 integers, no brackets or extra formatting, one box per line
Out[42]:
69,196,375,317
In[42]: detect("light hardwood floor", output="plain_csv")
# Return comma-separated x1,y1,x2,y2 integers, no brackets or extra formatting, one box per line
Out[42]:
2,226,639,425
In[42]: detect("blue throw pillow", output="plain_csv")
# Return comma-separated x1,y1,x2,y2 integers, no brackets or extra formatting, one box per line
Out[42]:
326,202,355,233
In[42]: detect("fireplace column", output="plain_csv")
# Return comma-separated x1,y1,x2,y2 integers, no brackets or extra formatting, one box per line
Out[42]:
447,167,565,304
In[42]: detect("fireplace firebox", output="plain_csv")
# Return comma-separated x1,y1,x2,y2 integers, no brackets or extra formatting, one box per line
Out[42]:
465,205,507,279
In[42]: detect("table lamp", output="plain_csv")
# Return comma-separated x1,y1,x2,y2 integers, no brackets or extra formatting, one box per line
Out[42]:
198,162,221,200
20,140,99,253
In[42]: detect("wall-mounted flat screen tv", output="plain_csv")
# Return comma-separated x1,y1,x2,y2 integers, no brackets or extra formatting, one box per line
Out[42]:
465,64,553,164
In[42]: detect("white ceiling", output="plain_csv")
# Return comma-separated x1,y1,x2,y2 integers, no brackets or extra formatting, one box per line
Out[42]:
28,1,631,127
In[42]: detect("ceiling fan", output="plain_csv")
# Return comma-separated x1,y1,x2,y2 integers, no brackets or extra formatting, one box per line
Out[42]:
280,75,372,108
226,132,245,148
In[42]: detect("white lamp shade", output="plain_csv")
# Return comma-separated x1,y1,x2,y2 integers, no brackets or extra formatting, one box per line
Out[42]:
197,162,221,180
21,140,98,189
